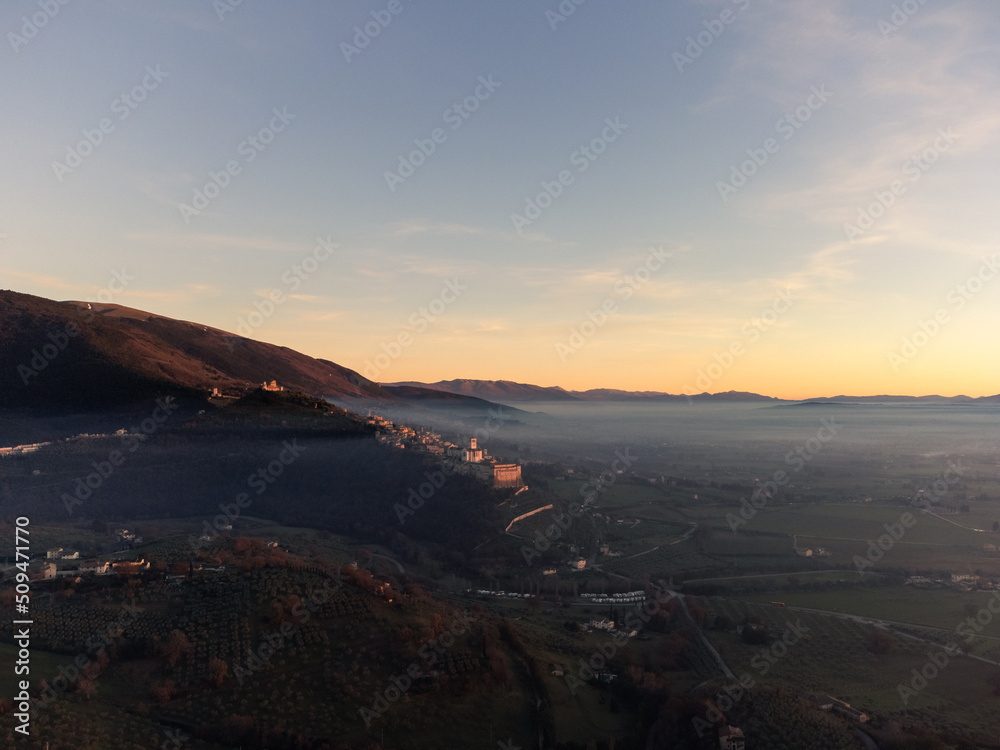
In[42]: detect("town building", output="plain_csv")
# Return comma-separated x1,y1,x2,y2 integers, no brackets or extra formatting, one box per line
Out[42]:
0,442,52,457
492,463,523,488
719,725,745,750
30,561,57,580
80,560,110,575
112,558,150,574
463,437,485,463
47,548,80,560
452,438,524,489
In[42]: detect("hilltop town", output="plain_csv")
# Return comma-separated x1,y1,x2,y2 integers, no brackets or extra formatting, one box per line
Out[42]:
365,412,524,490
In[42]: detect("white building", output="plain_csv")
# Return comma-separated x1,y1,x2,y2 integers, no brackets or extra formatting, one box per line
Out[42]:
719,726,745,750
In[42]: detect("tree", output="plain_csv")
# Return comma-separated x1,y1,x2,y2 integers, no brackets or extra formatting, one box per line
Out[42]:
150,679,176,703
741,622,769,645
163,629,192,668
168,562,188,576
689,605,707,627
662,632,689,668
713,614,734,631
869,629,894,654
208,657,228,687
77,676,96,699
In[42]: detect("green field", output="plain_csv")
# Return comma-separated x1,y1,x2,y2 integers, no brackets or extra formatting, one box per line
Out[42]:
741,586,1000,637
714,503,988,546
685,570,885,588
700,597,1000,739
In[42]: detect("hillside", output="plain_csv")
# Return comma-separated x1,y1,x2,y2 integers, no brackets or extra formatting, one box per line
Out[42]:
0,290,388,410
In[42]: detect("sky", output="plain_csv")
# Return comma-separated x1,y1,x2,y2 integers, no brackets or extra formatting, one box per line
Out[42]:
2,0,999,400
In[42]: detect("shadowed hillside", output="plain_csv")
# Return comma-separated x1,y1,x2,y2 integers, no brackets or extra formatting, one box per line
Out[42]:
0,290,388,410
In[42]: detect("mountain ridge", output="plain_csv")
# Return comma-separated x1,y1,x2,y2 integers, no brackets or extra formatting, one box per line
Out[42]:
2,290,996,411
0,290,388,409
384,379,1000,404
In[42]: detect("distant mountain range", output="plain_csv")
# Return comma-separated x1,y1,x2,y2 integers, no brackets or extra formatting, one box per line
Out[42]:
2,290,996,412
385,379,782,402
385,379,1000,404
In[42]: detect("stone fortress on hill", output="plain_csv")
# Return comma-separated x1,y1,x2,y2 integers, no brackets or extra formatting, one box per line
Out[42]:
459,437,523,489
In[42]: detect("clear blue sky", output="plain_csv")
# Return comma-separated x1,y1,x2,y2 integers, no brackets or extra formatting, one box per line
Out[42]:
2,0,998,397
